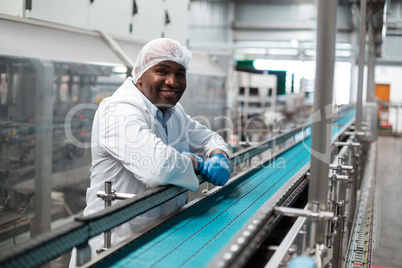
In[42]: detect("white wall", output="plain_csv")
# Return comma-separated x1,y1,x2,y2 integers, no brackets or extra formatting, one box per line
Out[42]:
0,0,189,45
0,0,25,17
375,66,402,103
132,0,165,42
333,62,351,105
164,0,189,44
88,0,133,38
350,65,402,104
130,0,189,44
28,0,89,29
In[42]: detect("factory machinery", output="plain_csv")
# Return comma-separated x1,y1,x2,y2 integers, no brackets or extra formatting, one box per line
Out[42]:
0,105,380,268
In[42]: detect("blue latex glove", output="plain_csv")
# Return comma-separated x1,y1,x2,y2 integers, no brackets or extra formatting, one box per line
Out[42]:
181,151,204,172
202,153,231,186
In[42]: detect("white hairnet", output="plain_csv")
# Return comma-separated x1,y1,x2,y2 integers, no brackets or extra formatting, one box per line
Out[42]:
132,38,192,83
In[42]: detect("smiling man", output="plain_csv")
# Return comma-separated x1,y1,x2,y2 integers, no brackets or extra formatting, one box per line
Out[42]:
69,38,233,266
136,60,186,112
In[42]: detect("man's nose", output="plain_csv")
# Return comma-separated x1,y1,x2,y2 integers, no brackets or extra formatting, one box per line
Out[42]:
165,73,178,87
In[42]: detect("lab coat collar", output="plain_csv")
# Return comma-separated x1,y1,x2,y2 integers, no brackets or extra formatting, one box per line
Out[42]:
124,77,176,120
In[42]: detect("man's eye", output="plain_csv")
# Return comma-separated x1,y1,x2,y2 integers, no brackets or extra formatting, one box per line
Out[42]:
156,69,166,74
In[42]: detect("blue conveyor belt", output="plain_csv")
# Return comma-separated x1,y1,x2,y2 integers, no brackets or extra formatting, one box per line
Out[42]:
95,109,355,268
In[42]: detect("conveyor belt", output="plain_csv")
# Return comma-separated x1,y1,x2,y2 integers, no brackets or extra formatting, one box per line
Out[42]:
94,109,356,268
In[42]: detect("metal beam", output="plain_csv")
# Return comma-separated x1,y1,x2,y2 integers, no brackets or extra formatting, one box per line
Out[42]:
367,6,376,103
356,0,367,131
31,59,54,238
386,32,402,36
307,0,337,247
381,0,391,55
233,21,352,32
388,26,402,30
234,29,351,43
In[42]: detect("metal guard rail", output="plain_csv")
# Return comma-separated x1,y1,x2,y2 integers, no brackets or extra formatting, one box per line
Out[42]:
0,129,307,268
0,105,354,268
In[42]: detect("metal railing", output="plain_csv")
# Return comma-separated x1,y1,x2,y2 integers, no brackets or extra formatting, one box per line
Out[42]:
0,105,355,268
0,121,311,268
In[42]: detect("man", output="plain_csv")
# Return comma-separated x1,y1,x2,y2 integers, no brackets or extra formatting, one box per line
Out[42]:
70,38,233,266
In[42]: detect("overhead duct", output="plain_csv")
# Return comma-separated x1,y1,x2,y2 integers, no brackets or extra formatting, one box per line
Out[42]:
350,0,389,57
381,0,391,54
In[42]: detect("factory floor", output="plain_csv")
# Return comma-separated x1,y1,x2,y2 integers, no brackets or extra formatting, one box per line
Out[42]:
372,135,402,268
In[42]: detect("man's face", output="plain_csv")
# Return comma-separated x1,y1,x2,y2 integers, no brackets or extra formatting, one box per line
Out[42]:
136,61,187,113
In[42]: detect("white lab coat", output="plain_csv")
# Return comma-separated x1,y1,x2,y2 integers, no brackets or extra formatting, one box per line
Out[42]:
70,77,230,267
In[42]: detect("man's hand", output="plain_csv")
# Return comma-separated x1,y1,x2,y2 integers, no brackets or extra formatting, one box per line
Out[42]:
202,153,231,186
181,152,204,172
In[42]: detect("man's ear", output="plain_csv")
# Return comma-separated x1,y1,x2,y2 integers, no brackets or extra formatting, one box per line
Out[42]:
136,76,143,89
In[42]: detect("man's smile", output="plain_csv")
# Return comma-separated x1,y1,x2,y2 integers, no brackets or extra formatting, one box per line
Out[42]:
160,90,179,98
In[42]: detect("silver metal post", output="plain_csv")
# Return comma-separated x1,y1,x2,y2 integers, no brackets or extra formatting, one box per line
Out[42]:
243,76,250,126
31,59,54,238
347,141,356,233
307,202,319,249
95,182,136,254
104,181,112,249
307,0,337,246
96,181,113,254
77,242,91,266
333,158,348,268
356,0,367,131
381,0,391,55
366,6,376,103
396,105,400,135
334,194,346,268
349,8,358,105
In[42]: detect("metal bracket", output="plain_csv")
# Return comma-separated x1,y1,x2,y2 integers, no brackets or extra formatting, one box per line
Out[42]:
330,173,350,183
333,141,361,148
96,181,136,254
275,202,334,253
329,157,354,173
344,131,365,137
327,155,351,250
96,191,136,201
274,206,334,221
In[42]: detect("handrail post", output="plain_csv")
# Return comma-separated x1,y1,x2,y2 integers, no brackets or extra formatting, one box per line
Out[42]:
356,0,367,131
307,0,338,248
76,242,91,266
97,181,113,253
104,181,112,250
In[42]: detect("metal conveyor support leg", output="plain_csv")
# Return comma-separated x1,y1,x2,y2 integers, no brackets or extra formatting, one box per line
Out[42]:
76,242,91,266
